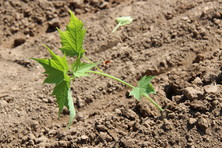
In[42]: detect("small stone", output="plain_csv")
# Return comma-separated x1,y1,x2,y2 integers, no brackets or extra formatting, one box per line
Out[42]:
42,98,48,103
212,100,219,106
121,109,138,120
108,130,118,141
114,108,122,114
189,118,197,125
47,18,60,32
77,98,85,108
30,120,39,132
99,132,113,142
79,135,88,143
47,98,54,103
71,0,83,8
121,138,135,148
27,139,34,146
100,2,109,9
196,117,209,131
58,140,68,147
192,77,203,85
96,124,107,132
183,87,204,100
0,100,8,106
35,136,47,144
204,84,218,94
76,112,84,121
190,100,209,111
167,112,176,119
49,18,60,28
172,95,182,102
162,119,172,130
28,133,36,140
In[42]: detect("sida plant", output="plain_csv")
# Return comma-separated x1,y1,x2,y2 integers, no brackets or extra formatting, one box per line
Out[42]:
32,11,163,128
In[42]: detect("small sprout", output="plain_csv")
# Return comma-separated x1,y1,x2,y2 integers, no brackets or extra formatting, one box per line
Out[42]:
112,16,133,33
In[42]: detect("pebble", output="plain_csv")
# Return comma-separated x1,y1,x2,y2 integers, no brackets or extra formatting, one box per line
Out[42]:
162,119,172,130
189,118,197,125
48,18,60,28
183,87,204,100
99,132,113,142
0,100,8,106
30,120,39,132
121,109,138,120
192,77,203,85
114,108,122,114
204,84,218,94
35,136,47,144
77,98,85,108
80,135,88,143
47,98,54,103
58,140,68,147
196,117,209,131
121,138,135,148
96,124,107,132
190,100,208,111
76,112,84,121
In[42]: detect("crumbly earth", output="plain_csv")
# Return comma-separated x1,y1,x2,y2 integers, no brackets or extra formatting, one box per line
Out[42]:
0,0,221,147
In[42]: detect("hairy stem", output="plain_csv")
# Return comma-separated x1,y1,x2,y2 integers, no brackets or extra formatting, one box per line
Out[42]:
88,70,164,111
87,71,134,88
112,23,121,33
144,95,164,111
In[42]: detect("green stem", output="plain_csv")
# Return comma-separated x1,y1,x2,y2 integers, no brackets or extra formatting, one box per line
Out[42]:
112,23,121,33
144,95,164,111
87,70,164,111
87,71,134,88
83,56,103,73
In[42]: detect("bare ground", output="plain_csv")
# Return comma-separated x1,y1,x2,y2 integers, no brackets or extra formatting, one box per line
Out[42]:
0,0,222,147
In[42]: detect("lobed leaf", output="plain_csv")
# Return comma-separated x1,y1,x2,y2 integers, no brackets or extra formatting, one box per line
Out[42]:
130,76,156,101
32,47,76,127
32,47,69,84
58,10,86,57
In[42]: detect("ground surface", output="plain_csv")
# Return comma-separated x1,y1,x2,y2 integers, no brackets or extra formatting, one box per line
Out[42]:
0,0,222,147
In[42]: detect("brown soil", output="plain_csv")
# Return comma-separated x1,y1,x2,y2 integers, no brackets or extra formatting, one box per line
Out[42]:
0,0,222,147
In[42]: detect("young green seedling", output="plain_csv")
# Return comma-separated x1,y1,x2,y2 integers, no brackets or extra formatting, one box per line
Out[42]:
33,11,163,128
112,16,133,33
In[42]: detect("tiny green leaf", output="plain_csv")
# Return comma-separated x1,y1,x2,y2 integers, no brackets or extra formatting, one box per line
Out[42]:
116,16,133,26
58,10,86,57
130,76,155,101
112,16,133,33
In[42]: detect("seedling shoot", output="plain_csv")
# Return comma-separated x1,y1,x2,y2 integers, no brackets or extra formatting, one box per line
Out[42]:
33,11,163,128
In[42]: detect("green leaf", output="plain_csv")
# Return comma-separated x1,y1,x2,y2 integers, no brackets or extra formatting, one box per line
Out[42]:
130,76,155,101
52,80,70,115
66,88,76,128
32,47,76,127
32,47,69,84
58,10,86,57
72,60,98,77
116,16,133,26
